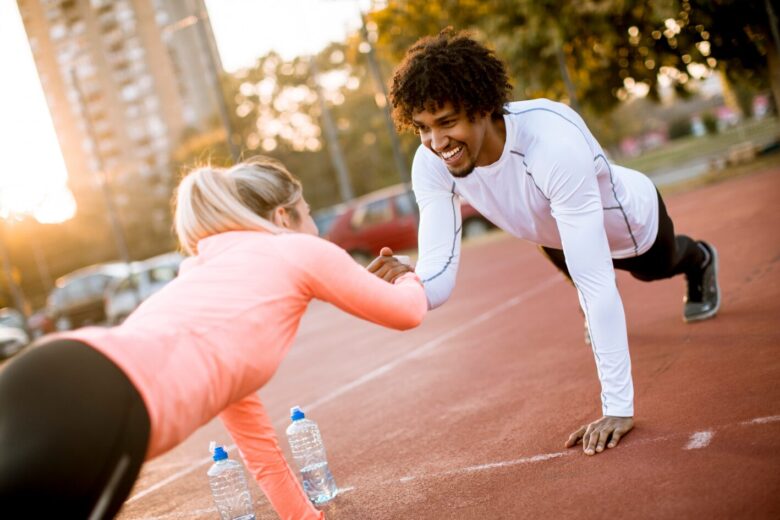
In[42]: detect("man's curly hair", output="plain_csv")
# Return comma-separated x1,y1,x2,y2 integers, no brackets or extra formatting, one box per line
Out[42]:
389,29,512,132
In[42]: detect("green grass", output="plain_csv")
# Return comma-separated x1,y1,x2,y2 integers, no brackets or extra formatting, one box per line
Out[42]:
618,117,780,174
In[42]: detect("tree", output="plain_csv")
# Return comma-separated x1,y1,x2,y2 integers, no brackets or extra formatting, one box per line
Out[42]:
369,0,779,118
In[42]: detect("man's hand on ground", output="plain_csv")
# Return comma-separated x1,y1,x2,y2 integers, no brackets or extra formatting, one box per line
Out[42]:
565,416,634,455
366,247,414,283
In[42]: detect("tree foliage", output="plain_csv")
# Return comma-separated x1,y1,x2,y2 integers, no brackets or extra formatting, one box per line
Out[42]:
369,0,779,114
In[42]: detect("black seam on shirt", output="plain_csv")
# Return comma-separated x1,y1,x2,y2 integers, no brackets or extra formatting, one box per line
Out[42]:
595,154,638,255
506,108,590,143
603,206,622,210
421,182,459,284
512,149,551,202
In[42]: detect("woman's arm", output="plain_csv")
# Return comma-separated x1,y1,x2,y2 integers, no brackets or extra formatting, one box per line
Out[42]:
291,236,428,330
219,393,324,520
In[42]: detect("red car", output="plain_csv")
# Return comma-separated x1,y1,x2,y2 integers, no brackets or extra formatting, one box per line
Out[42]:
326,183,494,263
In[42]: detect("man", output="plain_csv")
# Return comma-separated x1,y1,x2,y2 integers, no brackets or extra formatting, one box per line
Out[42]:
368,30,720,456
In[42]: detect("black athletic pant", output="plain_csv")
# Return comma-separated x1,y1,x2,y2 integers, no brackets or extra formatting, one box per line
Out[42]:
0,339,150,519
540,189,705,283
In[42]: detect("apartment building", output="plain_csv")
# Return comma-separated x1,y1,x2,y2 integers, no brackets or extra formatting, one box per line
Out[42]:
17,0,224,206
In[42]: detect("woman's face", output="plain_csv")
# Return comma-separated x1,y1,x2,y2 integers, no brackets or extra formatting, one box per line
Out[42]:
284,196,319,236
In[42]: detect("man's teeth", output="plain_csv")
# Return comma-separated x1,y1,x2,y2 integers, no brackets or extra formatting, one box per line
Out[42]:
441,146,462,160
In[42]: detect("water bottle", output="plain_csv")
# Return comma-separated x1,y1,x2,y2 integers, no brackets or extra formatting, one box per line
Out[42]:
285,406,338,504
207,443,256,520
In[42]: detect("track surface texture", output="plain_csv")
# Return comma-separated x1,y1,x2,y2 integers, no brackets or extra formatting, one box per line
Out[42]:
118,167,780,520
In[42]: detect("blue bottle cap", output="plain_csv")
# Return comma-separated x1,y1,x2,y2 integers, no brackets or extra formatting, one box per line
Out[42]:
290,406,305,421
213,445,228,461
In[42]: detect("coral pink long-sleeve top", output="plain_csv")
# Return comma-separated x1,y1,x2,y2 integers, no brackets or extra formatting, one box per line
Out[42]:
66,230,427,519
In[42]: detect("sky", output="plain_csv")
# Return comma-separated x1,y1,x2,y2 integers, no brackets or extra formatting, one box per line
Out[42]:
0,0,370,224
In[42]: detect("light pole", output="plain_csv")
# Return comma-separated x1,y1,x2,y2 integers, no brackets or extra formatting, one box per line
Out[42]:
0,214,30,319
310,56,355,202
70,69,142,308
183,0,240,162
70,69,133,266
358,11,410,186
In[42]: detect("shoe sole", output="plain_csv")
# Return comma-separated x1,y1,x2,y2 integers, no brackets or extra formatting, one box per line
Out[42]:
684,242,720,323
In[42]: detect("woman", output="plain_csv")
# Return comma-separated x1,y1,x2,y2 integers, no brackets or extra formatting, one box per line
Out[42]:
0,156,426,519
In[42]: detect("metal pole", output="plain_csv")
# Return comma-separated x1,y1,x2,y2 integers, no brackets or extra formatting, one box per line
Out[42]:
0,223,29,318
765,0,780,115
767,0,780,58
359,11,410,186
553,26,581,114
310,58,355,202
71,70,141,312
188,0,240,162
30,233,53,294
70,69,133,265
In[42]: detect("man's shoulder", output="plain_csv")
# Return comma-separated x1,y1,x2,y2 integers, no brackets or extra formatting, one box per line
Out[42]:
504,98,573,118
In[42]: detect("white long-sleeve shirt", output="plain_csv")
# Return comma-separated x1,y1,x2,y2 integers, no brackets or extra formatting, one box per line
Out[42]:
413,99,660,417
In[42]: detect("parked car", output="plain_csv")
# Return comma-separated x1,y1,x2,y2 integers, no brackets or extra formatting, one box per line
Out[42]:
327,183,494,263
47,262,131,331
0,307,26,331
0,308,30,360
312,203,348,238
0,324,29,360
104,252,183,325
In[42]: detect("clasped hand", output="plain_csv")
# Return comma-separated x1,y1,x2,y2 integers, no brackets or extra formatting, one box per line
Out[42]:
366,247,414,282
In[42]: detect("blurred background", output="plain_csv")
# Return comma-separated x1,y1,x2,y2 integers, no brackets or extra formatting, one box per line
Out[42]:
0,0,778,354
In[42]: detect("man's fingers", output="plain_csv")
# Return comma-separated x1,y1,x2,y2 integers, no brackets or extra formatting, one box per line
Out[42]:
565,426,586,448
582,423,601,455
374,262,395,280
367,248,398,273
367,255,394,273
595,430,611,453
608,426,631,448
373,262,412,283
386,265,413,282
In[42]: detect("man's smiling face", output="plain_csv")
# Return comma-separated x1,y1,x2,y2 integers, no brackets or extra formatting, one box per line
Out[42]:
412,101,493,178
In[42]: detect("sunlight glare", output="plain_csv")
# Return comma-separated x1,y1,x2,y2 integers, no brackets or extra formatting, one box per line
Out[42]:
0,1,75,224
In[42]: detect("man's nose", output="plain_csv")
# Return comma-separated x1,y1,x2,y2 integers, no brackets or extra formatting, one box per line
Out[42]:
431,129,448,152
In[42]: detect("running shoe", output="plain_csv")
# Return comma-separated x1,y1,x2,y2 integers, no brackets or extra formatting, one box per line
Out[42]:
684,241,720,322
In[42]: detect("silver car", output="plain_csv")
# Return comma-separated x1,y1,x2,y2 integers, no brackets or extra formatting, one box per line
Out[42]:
104,252,183,325
0,326,29,359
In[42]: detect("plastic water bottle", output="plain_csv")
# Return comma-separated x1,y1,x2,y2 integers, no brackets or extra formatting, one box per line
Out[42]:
285,406,338,504
207,443,256,520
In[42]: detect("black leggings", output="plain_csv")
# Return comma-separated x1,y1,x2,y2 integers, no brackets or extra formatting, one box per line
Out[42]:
0,339,150,519
540,189,705,282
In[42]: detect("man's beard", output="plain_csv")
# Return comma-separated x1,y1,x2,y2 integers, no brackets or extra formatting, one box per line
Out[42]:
447,163,476,178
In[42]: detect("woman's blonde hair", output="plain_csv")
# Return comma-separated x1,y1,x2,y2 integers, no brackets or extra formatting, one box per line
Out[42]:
174,156,303,255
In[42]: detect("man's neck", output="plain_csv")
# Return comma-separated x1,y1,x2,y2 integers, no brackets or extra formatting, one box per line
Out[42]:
477,115,507,167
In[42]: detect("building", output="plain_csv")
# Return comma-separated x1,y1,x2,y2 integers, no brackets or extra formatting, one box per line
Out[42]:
16,0,225,215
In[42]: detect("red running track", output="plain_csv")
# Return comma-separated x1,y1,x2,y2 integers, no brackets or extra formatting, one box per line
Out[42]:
118,166,780,520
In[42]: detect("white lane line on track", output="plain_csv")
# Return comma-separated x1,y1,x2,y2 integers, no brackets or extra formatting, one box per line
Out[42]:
742,415,780,425
397,451,570,484
136,507,217,520
303,275,561,413
129,415,780,518
127,275,561,504
126,446,238,504
684,431,715,450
